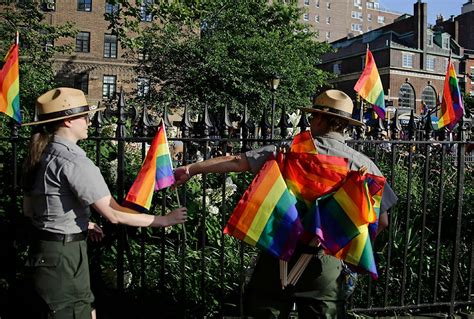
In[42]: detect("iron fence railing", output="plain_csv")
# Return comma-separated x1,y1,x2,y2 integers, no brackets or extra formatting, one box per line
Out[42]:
0,93,472,318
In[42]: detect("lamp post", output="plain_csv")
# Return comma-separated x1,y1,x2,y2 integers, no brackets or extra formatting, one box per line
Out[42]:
268,75,280,139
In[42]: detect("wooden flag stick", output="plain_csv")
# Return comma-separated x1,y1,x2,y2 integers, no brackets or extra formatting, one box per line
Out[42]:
280,260,288,288
175,187,187,243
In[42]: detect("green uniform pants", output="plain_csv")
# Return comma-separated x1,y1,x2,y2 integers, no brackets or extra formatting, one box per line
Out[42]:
25,239,93,319
244,250,347,319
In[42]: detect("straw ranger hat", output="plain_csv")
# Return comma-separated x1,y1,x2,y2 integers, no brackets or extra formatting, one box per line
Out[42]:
298,89,363,126
22,87,105,126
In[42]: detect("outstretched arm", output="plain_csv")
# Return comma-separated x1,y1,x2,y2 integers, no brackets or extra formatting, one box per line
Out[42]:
92,195,187,227
174,154,250,186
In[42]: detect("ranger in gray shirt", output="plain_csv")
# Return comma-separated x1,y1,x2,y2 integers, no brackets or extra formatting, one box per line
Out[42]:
22,88,187,319
174,90,397,318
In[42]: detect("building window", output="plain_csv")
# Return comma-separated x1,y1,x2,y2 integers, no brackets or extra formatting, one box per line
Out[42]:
104,34,117,58
326,31,330,39
427,33,433,47
105,2,119,15
315,0,319,7
354,0,361,7
377,16,385,24
421,86,437,111
77,0,92,11
140,0,153,22
333,63,341,75
351,11,362,19
326,16,331,24
41,31,54,52
303,13,309,21
367,13,372,21
426,55,435,71
398,83,416,109
374,2,379,9
315,15,320,23
327,2,331,9
74,73,89,94
137,77,150,97
367,1,374,9
304,0,309,5
138,51,149,61
442,36,450,49
471,66,474,84
75,32,90,53
402,52,413,68
367,26,372,32
102,75,116,99
351,23,362,32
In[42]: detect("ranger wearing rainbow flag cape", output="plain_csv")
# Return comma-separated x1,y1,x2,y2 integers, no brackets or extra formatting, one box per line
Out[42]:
175,89,397,319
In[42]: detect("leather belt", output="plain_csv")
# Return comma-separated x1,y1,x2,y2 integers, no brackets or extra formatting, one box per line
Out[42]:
36,230,88,243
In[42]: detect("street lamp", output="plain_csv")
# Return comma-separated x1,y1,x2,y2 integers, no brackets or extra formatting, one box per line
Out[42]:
268,75,280,139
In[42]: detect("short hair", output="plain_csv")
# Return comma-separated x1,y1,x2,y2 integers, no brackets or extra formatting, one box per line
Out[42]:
323,114,349,133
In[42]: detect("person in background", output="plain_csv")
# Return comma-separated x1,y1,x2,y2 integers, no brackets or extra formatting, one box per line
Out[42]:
21,88,187,319
174,89,397,318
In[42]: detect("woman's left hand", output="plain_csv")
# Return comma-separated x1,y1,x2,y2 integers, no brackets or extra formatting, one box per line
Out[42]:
88,222,104,242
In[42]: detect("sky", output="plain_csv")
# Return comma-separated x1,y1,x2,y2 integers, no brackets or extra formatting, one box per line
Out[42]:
379,0,467,25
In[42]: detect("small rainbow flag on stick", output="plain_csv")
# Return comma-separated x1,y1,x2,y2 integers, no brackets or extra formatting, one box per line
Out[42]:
224,157,303,261
437,59,464,130
124,121,175,212
0,34,21,124
354,48,385,119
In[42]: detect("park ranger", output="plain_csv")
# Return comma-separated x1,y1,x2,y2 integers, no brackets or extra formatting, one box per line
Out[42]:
21,87,187,319
174,89,397,318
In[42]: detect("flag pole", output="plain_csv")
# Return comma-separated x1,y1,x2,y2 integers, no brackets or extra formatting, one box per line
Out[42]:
15,31,19,45
162,119,187,241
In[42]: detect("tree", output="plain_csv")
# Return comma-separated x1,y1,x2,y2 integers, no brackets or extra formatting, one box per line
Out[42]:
0,1,76,124
108,0,333,117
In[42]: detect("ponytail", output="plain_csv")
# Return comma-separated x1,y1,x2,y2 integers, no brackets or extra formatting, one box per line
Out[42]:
21,124,58,191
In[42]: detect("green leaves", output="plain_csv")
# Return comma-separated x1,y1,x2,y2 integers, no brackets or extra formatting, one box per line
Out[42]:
107,0,332,117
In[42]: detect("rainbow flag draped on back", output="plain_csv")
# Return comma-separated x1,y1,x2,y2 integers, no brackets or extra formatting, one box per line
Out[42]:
0,41,21,123
123,121,175,212
290,130,317,154
437,60,464,130
306,171,385,278
224,158,303,261
354,48,385,119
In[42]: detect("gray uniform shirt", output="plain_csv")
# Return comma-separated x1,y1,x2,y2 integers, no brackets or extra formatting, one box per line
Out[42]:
24,135,111,234
245,131,398,213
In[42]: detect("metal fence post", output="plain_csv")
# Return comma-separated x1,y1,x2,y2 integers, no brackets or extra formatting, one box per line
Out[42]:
449,118,466,315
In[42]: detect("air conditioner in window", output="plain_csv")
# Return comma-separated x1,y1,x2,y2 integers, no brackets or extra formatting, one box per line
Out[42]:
42,0,55,11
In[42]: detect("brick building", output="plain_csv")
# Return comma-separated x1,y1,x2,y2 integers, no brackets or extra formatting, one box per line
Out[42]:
318,1,465,116
434,0,474,96
298,0,401,42
5,0,401,104
40,0,150,105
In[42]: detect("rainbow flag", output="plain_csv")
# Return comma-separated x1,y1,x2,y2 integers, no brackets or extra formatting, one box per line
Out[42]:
281,151,349,245
354,48,385,119
290,130,317,154
123,121,175,212
0,42,20,123
282,152,348,211
307,171,385,278
224,158,303,261
437,60,464,130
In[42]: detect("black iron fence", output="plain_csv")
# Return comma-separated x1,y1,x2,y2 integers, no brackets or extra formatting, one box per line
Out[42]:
0,94,473,318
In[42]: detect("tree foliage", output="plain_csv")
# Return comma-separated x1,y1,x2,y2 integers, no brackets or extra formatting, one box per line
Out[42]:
108,0,333,117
